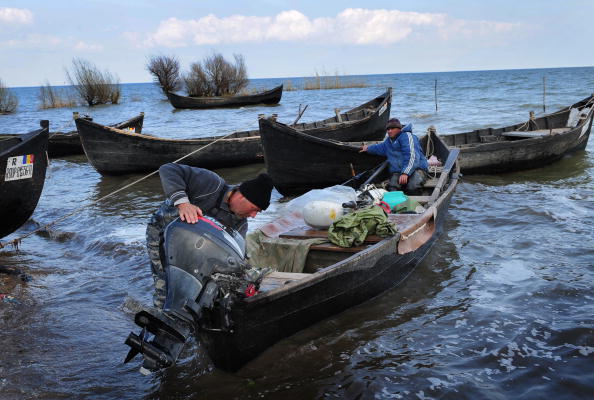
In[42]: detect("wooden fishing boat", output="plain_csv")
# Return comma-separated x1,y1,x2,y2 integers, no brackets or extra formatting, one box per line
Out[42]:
0,120,49,239
76,90,393,175
0,113,144,158
197,129,460,371
167,85,283,109
259,117,386,196
74,114,263,175
440,93,594,174
123,128,459,373
286,88,392,142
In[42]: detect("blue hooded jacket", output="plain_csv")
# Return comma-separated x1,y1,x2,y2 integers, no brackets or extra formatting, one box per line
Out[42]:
366,123,429,175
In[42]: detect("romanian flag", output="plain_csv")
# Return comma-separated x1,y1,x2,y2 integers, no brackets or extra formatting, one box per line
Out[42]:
22,154,34,164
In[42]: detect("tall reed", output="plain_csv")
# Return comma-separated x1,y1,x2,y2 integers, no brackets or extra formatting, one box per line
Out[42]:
0,79,18,114
66,58,121,106
39,81,76,109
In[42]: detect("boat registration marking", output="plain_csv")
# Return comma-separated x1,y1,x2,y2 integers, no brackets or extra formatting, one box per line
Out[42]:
5,154,34,181
379,103,387,116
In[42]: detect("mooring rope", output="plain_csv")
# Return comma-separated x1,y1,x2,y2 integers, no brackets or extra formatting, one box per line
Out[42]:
0,126,251,250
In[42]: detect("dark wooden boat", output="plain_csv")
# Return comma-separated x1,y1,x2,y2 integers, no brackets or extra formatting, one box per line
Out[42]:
0,113,144,158
123,129,459,373
76,90,393,175
259,117,386,196
197,129,460,371
167,85,283,109
288,88,392,142
0,120,49,238
440,94,594,174
74,115,263,175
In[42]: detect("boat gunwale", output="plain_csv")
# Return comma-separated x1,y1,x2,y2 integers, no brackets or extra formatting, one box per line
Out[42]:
247,134,460,304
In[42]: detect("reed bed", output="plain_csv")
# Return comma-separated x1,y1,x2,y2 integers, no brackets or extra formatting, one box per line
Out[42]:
284,73,369,91
38,81,77,109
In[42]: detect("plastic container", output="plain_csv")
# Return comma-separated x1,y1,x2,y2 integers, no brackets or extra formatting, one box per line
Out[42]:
382,191,408,210
303,201,344,229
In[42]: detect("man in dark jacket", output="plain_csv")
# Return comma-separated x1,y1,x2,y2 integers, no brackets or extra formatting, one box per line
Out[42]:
146,163,274,307
360,118,428,193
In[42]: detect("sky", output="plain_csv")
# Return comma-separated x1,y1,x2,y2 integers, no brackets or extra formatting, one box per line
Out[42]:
1,0,594,87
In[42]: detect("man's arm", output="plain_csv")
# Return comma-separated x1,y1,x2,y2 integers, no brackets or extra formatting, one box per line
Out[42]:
362,140,388,156
158,163,221,223
399,132,417,176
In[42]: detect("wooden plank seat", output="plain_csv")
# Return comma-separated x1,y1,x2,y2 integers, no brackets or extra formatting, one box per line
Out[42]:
259,271,311,292
501,128,568,138
423,177,439,188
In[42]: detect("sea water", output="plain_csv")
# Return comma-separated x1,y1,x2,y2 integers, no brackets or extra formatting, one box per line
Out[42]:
0,66,593,399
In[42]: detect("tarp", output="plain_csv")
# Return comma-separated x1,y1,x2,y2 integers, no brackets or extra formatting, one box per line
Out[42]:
328,205,397,248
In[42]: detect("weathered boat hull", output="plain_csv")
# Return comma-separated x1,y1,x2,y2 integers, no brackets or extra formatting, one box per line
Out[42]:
0,121,49,238
75,116,263,175
0,113,144,158
259,117,385,196
289,88,392,142
197,131,459,371
167,85,283,109
441,94,594,174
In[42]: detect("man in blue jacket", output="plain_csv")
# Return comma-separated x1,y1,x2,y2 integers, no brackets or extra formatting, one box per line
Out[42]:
360,118,428,193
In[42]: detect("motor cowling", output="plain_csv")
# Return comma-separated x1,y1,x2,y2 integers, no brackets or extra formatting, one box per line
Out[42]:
124,216,249,373
161,217,248,322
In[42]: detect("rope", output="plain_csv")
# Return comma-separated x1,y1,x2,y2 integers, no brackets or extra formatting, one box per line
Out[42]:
0,128,243,250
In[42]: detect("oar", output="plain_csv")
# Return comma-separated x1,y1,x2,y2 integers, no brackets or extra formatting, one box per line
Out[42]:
359,161,389,190
291,104,308,126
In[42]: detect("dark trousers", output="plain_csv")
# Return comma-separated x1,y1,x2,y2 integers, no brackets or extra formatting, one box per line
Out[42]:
388,169,428,194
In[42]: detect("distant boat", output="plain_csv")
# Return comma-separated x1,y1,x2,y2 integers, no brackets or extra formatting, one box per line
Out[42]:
122,128,461,373
74,115,263,175
0,113,144,158
0,120,49,238
259,117,385,196
167,85,283,109
440,93,594,174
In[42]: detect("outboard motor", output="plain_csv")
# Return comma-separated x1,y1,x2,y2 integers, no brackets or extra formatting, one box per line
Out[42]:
124,216,251,374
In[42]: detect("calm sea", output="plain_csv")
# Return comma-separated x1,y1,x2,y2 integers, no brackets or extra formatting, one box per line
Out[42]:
0,67,593,399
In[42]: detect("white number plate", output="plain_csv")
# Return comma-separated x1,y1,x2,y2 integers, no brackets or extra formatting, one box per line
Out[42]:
5,154,35,181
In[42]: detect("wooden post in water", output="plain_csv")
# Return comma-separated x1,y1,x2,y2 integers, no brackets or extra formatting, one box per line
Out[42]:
543,76,546,113
434,79,438,112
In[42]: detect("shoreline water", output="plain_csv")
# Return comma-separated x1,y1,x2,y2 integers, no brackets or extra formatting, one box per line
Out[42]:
0,66,593,399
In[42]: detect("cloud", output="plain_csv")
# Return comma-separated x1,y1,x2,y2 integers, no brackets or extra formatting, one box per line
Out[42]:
0,7,33,24
0,34,61,48
142,8,519,48
74,41,103,52
0,35,102,52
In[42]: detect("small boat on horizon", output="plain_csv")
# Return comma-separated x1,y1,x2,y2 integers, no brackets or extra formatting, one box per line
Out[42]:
167,84,283,109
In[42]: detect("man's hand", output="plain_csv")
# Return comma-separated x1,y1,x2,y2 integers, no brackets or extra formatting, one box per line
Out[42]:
359,144,368,153
399,174,409,185
177,202,203,224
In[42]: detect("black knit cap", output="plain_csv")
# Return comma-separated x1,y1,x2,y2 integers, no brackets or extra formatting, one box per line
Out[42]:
386,118,402,130
238,173,274,210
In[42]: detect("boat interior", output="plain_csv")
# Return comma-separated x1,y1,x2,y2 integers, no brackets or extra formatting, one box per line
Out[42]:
254,171,444,292
292,92,388,131
254,131,456,293
0,136,22,150
442,103,592,147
